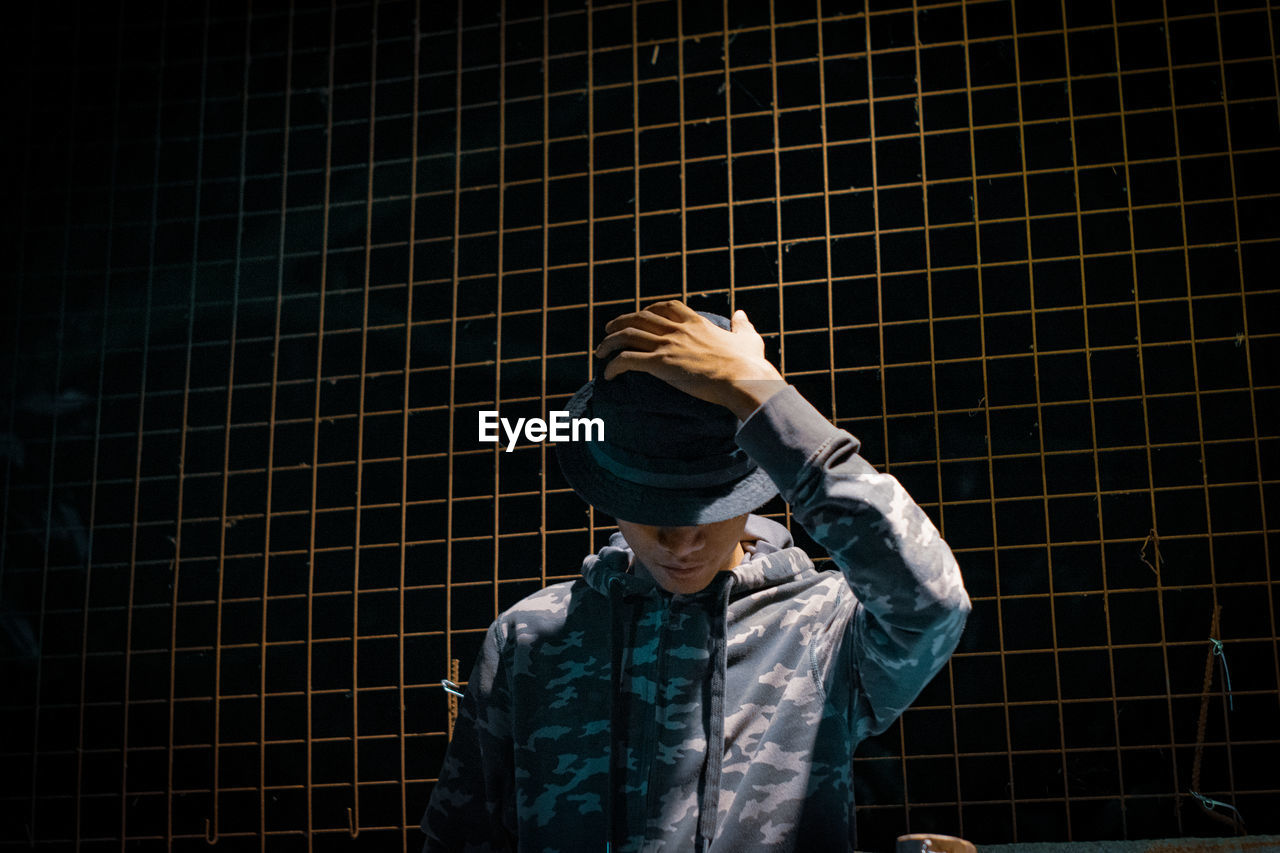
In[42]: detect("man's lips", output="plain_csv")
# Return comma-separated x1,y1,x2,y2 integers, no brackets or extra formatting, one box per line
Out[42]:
659,562,702,574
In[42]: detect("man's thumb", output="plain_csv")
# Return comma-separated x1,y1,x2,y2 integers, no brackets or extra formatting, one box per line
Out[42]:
731,309,753,332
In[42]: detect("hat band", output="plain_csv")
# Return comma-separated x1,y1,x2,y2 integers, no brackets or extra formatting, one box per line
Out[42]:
586,440,757,489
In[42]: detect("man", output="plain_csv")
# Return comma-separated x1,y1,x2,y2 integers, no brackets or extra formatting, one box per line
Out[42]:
422,301,970,851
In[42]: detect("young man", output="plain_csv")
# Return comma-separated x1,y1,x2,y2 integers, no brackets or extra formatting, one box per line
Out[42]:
422,301,970,851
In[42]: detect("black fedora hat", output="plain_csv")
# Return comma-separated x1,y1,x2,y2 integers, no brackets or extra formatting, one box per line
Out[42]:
554,312,778,526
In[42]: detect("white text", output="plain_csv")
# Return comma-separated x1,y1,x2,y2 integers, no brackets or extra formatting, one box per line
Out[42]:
478,410,604,452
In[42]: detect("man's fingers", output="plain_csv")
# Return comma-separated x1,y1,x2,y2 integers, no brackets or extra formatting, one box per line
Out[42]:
604,302,709,339
603,309,678,336
643,300,698,321
595,327,664,360
602,349,660,381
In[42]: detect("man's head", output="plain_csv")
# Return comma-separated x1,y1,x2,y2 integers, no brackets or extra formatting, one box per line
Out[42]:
555,309,777,588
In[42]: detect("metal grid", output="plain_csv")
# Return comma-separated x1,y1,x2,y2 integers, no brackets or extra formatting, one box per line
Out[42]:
2,0,1278,848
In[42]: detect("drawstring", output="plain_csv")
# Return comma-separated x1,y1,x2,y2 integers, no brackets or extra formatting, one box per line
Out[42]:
607,574,628,851
696,576,734,851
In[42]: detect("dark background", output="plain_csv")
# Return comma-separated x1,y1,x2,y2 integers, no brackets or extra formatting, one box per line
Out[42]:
2,0,1278,849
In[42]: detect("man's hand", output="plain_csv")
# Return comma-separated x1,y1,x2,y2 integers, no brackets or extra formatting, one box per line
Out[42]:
595,301,786,420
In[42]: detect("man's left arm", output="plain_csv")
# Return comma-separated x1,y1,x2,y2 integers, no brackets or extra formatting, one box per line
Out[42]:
734,384,971,737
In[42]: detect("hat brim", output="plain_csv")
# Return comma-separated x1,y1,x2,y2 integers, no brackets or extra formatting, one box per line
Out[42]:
554,380,779,526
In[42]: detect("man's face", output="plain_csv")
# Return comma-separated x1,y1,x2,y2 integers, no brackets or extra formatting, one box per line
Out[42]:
616,514,750,595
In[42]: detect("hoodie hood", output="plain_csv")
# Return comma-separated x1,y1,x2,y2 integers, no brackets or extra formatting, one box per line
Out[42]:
580,513,810,598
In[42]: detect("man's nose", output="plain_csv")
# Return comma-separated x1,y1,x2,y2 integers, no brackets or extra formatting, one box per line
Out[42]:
658,526,704,557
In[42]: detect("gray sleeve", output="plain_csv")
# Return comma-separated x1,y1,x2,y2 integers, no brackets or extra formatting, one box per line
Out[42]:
420,621,516,852
736,385,971,738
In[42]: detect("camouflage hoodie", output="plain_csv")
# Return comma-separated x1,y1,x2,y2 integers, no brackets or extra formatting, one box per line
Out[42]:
422,386,970,851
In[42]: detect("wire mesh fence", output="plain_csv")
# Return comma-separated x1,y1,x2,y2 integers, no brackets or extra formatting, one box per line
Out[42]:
2,0,1277,849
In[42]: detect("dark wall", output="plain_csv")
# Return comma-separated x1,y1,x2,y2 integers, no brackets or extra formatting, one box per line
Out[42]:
3,0,1278,849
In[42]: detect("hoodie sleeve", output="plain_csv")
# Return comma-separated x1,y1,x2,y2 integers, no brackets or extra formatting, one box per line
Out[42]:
735,385,971,739
420,620,516,852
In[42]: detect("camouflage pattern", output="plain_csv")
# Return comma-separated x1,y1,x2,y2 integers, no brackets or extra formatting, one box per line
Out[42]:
422,386,970,851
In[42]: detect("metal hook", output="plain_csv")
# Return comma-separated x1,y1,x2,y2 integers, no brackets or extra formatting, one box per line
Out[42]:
347,806,359,838
204,817,218,845
441,679,464,697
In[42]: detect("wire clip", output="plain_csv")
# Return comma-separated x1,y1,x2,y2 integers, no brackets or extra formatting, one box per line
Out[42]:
1189,789,1246,830
442,679,464,697
1208,637,1234,711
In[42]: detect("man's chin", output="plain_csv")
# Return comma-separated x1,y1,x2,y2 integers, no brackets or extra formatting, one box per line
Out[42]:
651,564,721,594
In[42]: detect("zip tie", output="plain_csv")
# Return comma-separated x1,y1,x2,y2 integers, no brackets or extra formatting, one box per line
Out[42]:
1189,790,1246,828
442,679,464,698
1208,637,1234,711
